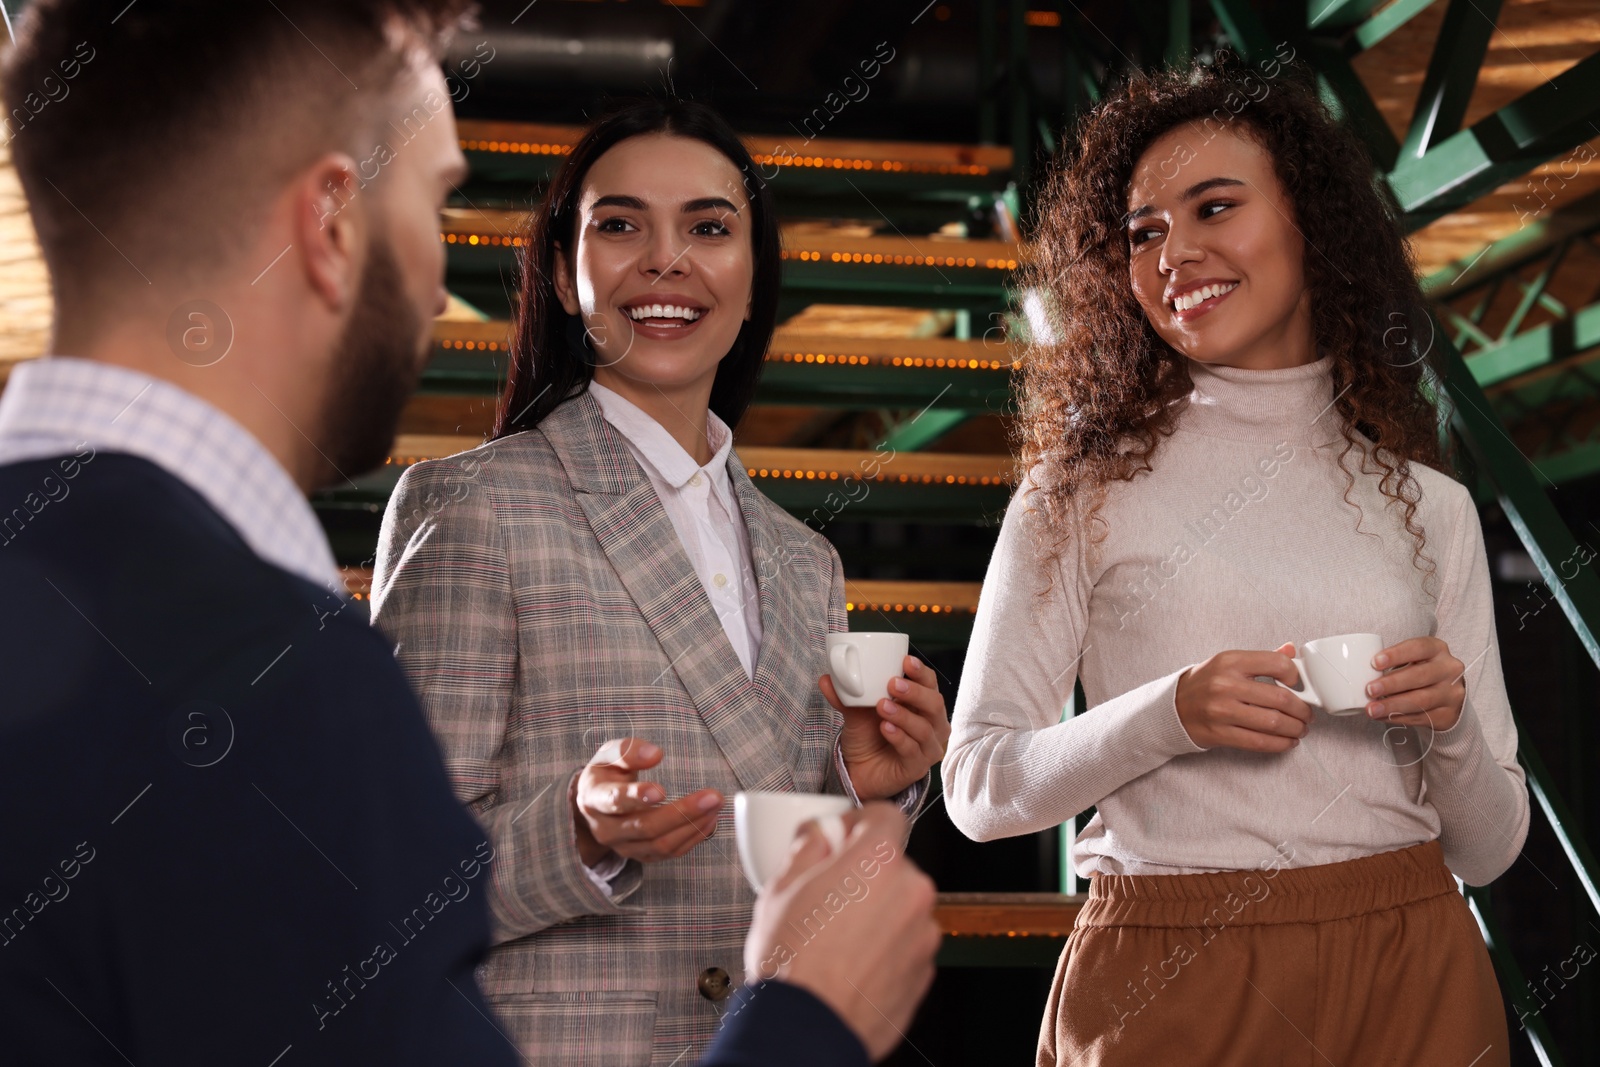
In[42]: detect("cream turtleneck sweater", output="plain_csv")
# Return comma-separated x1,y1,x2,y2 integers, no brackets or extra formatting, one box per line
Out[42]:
944,356,1530,886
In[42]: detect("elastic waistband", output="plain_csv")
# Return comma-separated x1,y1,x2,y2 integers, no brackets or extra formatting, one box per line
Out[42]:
1078,841,1456,929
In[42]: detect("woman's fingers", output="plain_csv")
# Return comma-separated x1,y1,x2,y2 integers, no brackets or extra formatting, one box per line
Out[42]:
1221,698,1307,739
605,815,714,862
1373,685,1454,718
886,677,935,716
1239,676,1314,724
616,790,720,837
877,712,925,760
1374,636,1444,670
587,779,665,815
878,699,945,761
901,654,938,690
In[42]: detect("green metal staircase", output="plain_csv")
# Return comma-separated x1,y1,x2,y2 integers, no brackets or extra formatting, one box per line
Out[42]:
303,3,1600,1060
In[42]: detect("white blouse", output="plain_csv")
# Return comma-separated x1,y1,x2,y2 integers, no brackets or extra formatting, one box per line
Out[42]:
589,381,763,679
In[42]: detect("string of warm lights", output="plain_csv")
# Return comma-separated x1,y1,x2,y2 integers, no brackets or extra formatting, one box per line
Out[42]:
430,341,1010,371
942,930,1069,938
456,136,991,177
442,233,525,247
844,601,975,615
744,467,1007,486
460,138,572,156
438,232,1017,270
768,351,1004,374
380,454,1010,488
786,249,1017,270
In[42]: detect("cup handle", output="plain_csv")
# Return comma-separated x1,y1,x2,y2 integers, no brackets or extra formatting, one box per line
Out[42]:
1289,654,1322,708
815,812,848,854
829,642,863,702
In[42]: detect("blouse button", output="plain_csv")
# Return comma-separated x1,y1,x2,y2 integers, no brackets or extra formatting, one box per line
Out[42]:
713,573,728,588
689,473,704,487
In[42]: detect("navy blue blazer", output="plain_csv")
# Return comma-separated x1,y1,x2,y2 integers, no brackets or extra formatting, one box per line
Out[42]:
703,981,870,1067
0,450,869,1067
0,453,517,1065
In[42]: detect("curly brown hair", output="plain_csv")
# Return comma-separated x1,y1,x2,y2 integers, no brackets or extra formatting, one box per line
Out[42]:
1017,56,1452,586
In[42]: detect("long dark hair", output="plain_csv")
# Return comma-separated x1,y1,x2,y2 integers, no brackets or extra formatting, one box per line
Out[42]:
492,99,782,438
1018,56,1447,580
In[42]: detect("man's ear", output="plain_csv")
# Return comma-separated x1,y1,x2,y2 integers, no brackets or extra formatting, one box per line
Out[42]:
552,242,582,316
296,153,364,311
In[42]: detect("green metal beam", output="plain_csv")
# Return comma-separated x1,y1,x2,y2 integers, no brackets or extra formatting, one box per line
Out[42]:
880,409,973,451
1216,0,1402,169
1008,0,1030,190
1306,0,1389,31
1465,888,1567,1066
1347,0,1439,55
1423,190,1600,299
1305,38,1401,171
1464,299,1600,387
1166,0,1192,68
978,0,999,144
1391,51,1600,228
313,468,1012,542
444,246,1014,321
419,346,1015,412
1397,0,1501,162
1518,719,1600,923
1437,324,1600,668
1529,437,1600,485
1208,0,1274,61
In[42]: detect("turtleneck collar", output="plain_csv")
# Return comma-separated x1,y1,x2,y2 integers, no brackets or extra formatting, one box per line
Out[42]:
1177,356,1345,447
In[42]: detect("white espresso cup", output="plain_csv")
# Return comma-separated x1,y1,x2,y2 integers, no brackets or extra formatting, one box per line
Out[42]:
1278,632,1385,715
824,631,910,707
734,791,853,892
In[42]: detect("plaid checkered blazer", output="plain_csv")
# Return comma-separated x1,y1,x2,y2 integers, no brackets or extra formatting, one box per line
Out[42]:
370,391,854,1066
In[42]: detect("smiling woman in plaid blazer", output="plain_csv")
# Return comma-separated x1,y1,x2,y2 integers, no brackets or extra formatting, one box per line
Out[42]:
370,100,949,1067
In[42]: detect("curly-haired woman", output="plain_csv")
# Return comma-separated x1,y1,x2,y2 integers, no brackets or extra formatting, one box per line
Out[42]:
944,60,1527,1066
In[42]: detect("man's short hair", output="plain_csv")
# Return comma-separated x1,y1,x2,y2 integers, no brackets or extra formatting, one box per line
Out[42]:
2,0,472,316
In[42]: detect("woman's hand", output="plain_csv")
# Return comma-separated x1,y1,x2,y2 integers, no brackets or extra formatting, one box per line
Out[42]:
1176,643,1314,752
822,654,951,801
570,738,722,868
1365,636,1466,730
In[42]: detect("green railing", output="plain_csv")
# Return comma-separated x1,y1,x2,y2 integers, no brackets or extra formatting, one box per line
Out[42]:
1439,326,1600,1065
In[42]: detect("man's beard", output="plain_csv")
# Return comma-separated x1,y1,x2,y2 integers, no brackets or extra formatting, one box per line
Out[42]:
315,235,427,484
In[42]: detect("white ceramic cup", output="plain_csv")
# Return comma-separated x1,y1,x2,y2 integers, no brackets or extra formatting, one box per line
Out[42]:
825,631,910,707
734,791,854,892
1277,632,1385,715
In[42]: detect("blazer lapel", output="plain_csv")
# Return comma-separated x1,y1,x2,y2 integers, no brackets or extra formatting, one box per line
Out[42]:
539,394,795,794
732,465,816,760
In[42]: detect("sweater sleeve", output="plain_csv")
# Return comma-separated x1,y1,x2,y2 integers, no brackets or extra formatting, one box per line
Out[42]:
1416,488,1530,886
943,479,1205,843
371,457,643,942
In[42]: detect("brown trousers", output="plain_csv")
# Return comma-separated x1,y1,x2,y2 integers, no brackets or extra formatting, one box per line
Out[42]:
1038,842,1510,1067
